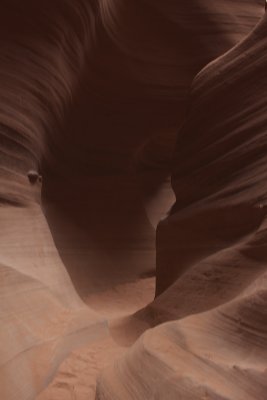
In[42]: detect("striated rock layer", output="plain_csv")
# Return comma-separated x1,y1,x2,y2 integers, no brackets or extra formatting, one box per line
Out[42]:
97,10,267,400
0,0,265,399
133,5,267,325
97,276,267,399
0,1,103,399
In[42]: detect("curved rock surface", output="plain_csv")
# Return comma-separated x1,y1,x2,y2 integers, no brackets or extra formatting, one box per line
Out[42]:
0,1,102,399
132,6,267,326
0,1,265,399
97,9,267,400
97,276,267,399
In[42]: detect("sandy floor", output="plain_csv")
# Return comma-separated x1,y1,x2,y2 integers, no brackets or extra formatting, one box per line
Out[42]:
37,277,155,400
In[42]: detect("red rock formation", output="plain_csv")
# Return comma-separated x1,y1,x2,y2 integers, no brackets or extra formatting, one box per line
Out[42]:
0,2,106,399
145,6,267,321
0,1,265,399
97,275,267,399
97,9,267,400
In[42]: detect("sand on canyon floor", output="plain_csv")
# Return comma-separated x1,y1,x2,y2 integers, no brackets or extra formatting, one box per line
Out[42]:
37,276,155,400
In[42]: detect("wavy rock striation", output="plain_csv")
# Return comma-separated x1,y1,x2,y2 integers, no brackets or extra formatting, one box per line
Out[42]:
97,7,267,400
0,1,105,399
0,1,265,399
97,275,267,399
136,7,267,325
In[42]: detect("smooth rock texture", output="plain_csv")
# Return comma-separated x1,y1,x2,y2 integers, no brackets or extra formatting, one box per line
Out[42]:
136,6,267,324
0,1,102,399
97,276,267,399
0,1,266,400
96,9,267,400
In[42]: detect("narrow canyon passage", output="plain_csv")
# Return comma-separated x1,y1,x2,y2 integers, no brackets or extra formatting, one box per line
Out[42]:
41,174,174,297
1,1,266,400
36,173,174,399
